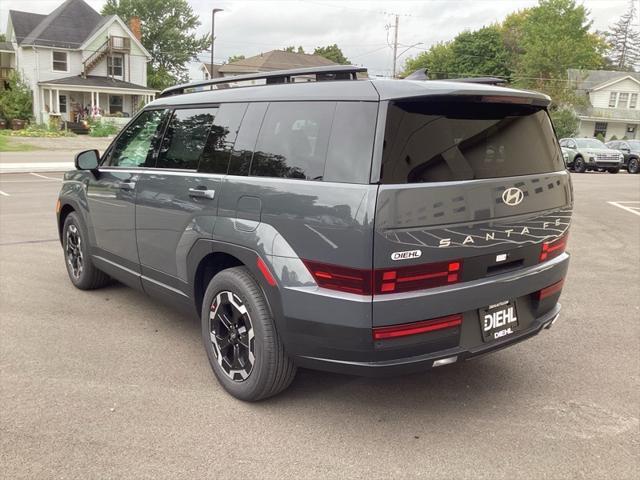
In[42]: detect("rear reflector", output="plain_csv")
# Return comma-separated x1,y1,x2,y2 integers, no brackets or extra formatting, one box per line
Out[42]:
256,257,277,287
538,278,565,300
372,314,462,340
540,233,568,262
303,259,462,296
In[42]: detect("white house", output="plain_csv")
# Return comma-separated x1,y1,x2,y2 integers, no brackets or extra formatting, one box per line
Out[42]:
568,69,640,140
4,0,156,124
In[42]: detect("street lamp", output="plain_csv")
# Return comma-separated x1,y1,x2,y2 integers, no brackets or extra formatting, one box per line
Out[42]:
211,8,224,75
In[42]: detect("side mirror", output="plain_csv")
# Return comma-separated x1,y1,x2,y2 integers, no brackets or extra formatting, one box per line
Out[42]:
75,149,100,171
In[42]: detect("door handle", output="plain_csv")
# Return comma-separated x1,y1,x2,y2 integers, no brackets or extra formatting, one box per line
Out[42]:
119,181,136,190
188,187,215,199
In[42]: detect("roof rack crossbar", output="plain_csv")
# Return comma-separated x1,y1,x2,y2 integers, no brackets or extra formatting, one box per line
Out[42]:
159,65,368,98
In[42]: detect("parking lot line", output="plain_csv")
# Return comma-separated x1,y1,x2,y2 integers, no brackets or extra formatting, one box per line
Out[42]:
0,190,10,197
607,201,640,217
29,173,62,181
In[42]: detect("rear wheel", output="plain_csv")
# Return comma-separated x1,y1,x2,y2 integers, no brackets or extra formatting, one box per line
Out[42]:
201,266,296,401
628,157,639,174
608,167,620,174
573,156,586,173
62,212,110,290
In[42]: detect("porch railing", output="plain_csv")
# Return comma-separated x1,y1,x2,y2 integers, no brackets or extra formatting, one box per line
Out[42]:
82,36,131,76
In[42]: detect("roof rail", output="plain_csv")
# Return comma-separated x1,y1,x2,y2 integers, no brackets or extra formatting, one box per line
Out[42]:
159,65,368,98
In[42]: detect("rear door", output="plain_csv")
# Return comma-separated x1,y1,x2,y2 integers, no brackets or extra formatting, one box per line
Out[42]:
371,98,572,325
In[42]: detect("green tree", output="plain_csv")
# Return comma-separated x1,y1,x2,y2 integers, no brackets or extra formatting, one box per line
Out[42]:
313,44,350,64
513,0,606,103
549,107,579,138
0,71,33,121
450,25,511,78
101,0,210,91
402,41,455,78
605,0,640,70
284,46,305,54
227,55,246,64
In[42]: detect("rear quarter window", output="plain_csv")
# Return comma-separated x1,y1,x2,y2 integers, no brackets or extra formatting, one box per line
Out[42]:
380,100,564,184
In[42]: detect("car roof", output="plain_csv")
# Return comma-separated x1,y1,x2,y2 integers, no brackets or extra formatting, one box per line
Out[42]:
148,78,551,108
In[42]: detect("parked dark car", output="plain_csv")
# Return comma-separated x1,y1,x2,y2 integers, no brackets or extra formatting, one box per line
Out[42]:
56,66,571,401
559,137,624,173
605,140,640,174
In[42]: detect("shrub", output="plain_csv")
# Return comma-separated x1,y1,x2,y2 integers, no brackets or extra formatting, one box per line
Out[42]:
89,120,119,137
549,106,579,139
9,123,75,137
0,72,33,122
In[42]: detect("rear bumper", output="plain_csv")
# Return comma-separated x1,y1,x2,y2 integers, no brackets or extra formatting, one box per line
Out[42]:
295,304,560,376
279,253,569,376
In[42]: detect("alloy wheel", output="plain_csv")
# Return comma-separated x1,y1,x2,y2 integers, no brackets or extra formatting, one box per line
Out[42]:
65,224,84,279
209,291,255,381
629,158,639,174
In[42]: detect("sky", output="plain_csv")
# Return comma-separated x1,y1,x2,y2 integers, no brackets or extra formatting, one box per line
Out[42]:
1,0,636,79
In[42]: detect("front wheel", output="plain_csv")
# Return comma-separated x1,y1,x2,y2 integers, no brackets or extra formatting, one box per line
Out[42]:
608,167,620,174
201,266,296,401
628,158,639,174
62,212,110,290
573,157,587,173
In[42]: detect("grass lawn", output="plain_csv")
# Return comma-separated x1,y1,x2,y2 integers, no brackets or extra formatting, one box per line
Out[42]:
0,135,38,152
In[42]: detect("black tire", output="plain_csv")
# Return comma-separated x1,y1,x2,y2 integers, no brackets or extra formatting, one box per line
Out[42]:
201,266,296,401
62,212,110,290
608,167,620,174
628,157,640,174
573,156,586,173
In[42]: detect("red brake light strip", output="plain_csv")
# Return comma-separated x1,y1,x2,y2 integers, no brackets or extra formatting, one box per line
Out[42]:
373,314,463,340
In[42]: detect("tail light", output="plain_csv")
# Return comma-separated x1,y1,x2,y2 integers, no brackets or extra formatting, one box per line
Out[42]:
373,314,462,340
540,233,568,262
303,259,462,296
538,278,565,300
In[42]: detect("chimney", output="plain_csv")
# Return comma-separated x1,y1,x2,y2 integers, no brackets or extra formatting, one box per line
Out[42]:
128,16,141,41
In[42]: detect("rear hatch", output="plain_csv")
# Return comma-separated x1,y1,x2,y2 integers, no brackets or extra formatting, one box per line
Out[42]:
372,96,572,327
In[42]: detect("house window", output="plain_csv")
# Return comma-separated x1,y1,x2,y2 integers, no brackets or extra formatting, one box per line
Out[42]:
618,92,629,109
52,51,68,72
107,55,124,77
59,95,67,113
630,94,638,109
109,95,123,114
594,122,608,138
609,92,617,107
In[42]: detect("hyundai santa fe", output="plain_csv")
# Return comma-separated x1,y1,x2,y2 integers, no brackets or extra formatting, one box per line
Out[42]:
56,66,571,401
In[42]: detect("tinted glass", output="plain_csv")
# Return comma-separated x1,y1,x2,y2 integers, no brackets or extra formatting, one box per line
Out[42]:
324,102,377,183
156,108,217,170
575,138,606,148
108,109,167,167
251,102,335,180
229,103,268,176
380,101,564,184
199,103,248,174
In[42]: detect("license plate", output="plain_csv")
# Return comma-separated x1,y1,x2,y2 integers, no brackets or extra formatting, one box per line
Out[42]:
479,301,519,342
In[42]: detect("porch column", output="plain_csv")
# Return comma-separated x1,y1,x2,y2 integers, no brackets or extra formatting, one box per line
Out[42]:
55,89,60,113
41,88,45,113
91,91,95,113
49,89,53,113
96,92,100,112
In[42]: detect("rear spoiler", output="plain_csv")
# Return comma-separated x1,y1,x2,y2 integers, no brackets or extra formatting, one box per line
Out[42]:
404,69,507,86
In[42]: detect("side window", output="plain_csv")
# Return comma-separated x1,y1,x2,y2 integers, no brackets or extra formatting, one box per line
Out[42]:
251,102,335,180
559,139,567,147
107,109,167,167
228,103,268,176
199,103,248,174
156,108,217,170
324,102,377,183
568,140,576,149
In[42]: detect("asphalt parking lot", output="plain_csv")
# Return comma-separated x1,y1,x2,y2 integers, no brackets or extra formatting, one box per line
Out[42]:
0,171,638,479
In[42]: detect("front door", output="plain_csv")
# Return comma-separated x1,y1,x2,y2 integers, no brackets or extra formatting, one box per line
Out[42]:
87,109,168,276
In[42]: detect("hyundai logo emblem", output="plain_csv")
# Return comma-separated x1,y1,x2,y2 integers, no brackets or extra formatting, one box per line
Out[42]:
502,187,524,206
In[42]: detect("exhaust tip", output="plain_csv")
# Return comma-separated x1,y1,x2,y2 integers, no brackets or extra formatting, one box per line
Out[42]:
432,356,458,368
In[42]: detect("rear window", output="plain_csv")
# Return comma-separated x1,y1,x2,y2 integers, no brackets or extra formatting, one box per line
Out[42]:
380,100,563,184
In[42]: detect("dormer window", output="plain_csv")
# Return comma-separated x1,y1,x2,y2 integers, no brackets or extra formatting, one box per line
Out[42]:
107,55,124,77
52,51,68,72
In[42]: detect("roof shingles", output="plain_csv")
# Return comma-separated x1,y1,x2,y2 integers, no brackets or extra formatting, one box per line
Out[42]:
219,50,337,74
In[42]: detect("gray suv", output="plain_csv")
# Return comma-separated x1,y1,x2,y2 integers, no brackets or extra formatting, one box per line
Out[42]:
57,66,571,401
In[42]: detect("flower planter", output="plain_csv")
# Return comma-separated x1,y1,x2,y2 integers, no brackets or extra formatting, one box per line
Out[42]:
10,119,26,130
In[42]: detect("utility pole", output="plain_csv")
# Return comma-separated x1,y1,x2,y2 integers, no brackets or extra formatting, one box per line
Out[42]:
211,8,224,74
391,14,399,78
